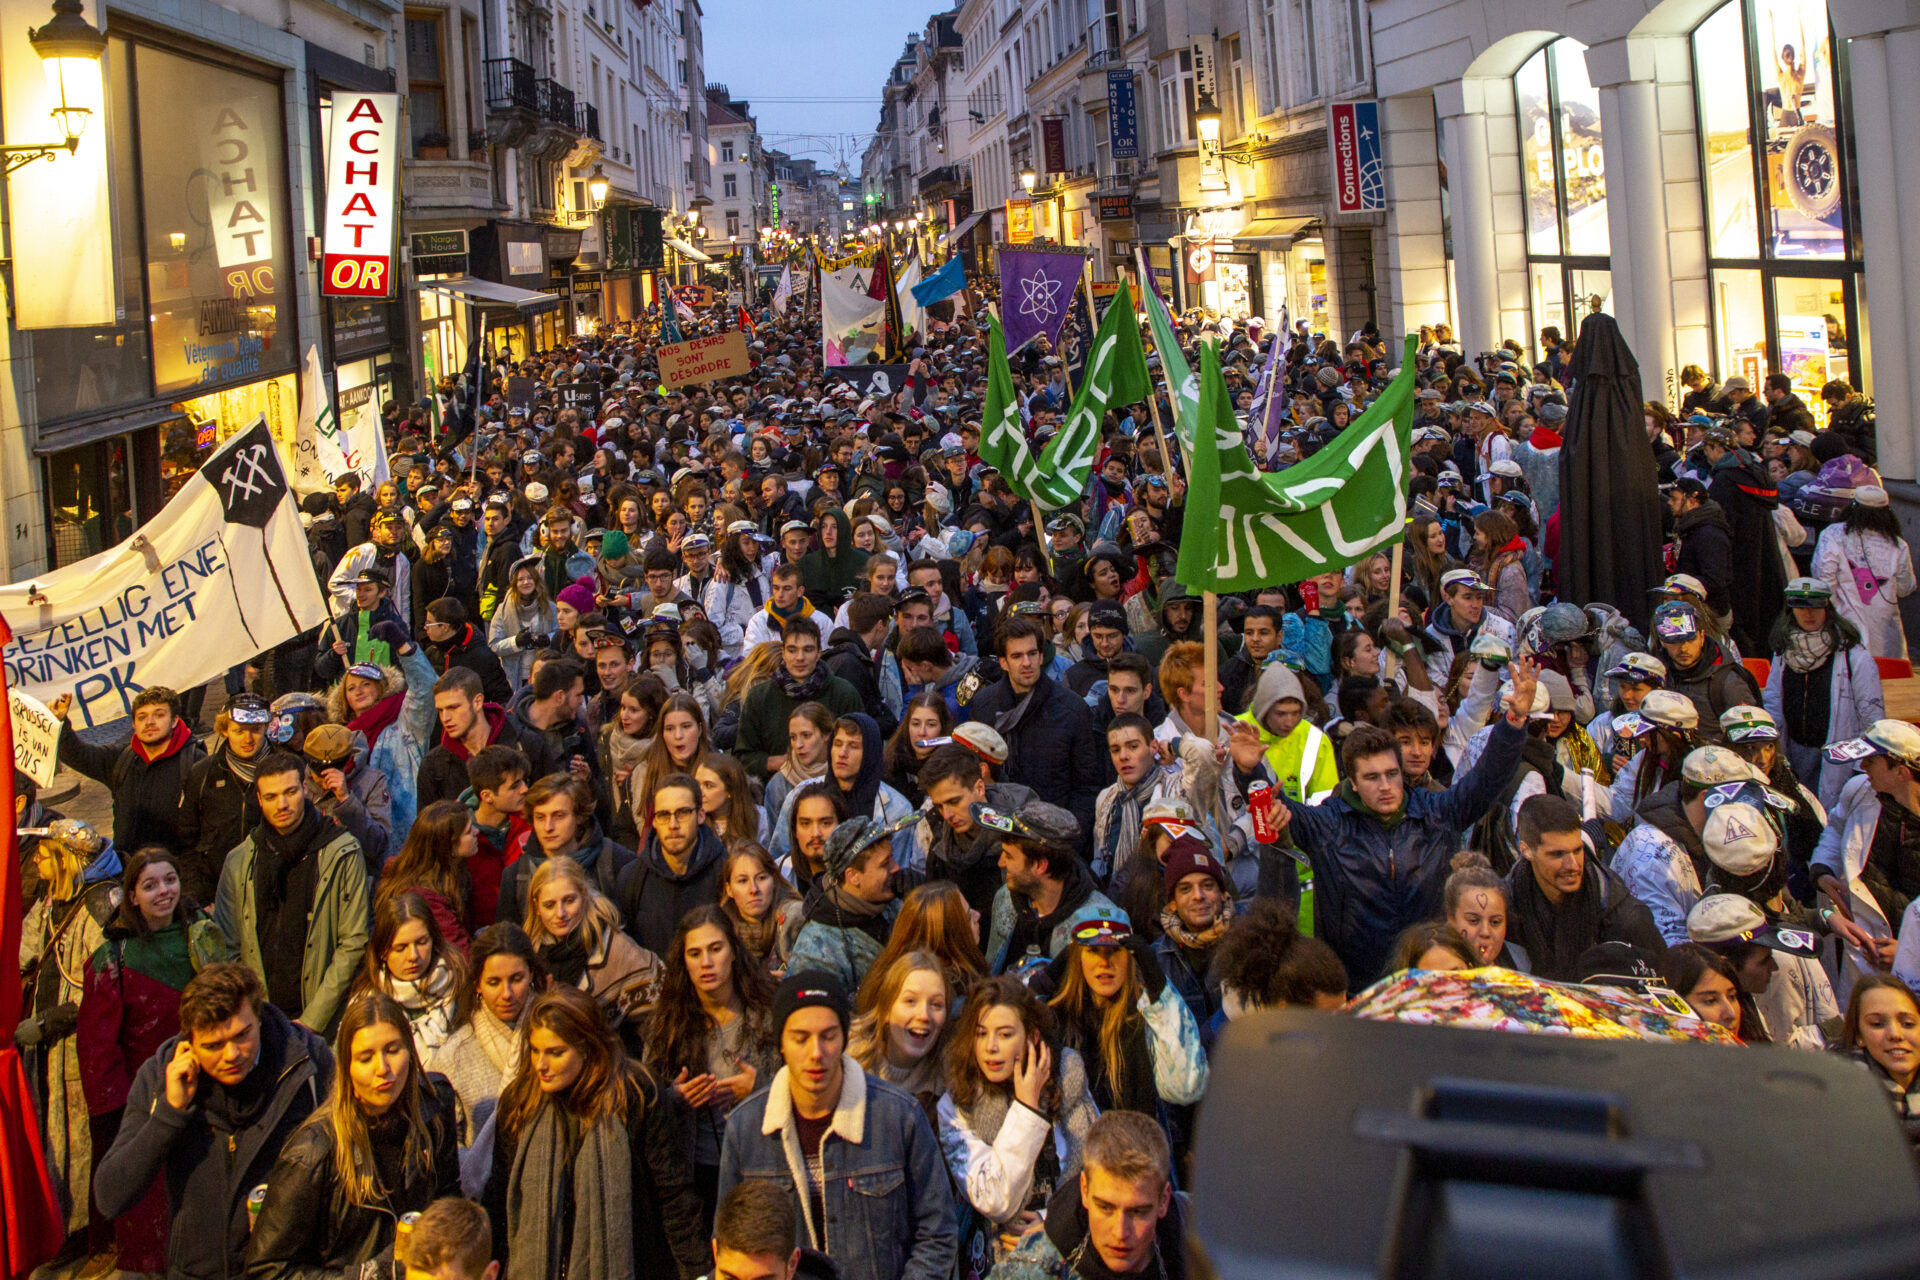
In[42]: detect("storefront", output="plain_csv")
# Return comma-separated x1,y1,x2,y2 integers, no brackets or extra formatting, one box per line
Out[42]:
1692,0,1862,428
1516,38,1613,365
33,33,300,567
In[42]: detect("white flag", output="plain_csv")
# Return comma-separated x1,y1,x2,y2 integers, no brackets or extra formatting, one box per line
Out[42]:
772,265,794,316
896,255,923,342
291,345,338,496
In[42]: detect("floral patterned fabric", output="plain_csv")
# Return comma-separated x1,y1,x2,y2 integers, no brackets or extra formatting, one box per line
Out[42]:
1346,966,1738,1044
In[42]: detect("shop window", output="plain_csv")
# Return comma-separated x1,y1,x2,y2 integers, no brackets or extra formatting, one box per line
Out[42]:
407,14,448,156
1516,38,1609,365
1692,0,1864,397
137,45,295,398
44,437,134,569
32,41,151,422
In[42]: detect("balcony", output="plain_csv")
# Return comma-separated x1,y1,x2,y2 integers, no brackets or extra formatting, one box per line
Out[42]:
577,102,601,141
485,57,539,114
540,79,576,129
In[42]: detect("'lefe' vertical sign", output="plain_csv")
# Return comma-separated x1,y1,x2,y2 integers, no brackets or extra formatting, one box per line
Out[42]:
322,93,400,297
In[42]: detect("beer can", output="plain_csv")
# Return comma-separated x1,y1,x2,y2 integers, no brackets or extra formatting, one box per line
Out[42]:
1248,780,1280,844
247,1185,268,1232
395,1211,421,1274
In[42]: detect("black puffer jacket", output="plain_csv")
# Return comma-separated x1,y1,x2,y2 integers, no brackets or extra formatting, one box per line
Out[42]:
966,675,1105,852
176,742,267,904
94,1003,331,1280
245,1076,462,1280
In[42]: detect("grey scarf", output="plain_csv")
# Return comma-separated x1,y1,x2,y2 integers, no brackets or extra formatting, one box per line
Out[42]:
505,1098,633,1280
1100,766,1165,883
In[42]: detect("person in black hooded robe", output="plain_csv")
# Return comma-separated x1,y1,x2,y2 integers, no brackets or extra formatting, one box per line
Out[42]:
1557,312,1665,631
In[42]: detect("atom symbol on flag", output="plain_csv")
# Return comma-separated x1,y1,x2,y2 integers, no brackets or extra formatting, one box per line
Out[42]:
1017,271,1063,324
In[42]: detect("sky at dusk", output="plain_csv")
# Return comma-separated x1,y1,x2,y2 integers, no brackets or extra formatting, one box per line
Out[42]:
700,0,925,177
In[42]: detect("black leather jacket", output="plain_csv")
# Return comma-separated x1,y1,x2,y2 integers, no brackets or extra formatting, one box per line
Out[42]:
244,1075,461,1280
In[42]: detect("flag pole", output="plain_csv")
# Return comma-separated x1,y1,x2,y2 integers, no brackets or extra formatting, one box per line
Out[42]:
1203,589,1220,747
1382,540,1405,681
1131,248,1183,485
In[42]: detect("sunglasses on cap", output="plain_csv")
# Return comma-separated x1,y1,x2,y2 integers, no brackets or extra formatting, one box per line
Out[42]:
972,805,1051,841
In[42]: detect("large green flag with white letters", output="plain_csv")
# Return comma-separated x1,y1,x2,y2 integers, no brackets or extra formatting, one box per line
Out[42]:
1175,335,1419,593
979,285,1150,512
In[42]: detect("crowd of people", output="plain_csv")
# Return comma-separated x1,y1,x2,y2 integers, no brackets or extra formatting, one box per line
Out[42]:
16,280,1920,1280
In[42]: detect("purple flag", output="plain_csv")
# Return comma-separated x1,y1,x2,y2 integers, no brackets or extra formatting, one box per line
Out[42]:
998,245,1088,355
1246,328,1283,463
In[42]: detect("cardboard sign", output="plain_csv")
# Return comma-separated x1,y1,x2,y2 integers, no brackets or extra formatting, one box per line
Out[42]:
658,331,751,389
321,93,400,297
675,284,716,308
560,381,602,416
505,376,537,412
10,688,60,788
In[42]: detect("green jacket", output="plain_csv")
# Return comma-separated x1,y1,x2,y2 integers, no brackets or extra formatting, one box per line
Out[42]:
734,672,864,780
213,823,369,1035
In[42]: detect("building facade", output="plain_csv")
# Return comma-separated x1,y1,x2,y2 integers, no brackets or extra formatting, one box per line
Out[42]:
1371,0,1915,490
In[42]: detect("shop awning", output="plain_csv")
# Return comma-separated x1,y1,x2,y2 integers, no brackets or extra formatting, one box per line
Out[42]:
420,276,562,314
666,236,713,263
939,210,987,246
1229,217,1319,247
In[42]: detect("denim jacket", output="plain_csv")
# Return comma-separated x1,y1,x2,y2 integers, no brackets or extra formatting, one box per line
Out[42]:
719,1057,958,1280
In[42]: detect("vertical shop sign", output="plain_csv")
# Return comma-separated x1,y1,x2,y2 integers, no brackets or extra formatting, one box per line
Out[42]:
321,93,400,297
1106,70,1138,159
207,101,276,290
1042,116,1067,175
1330,100,1384,213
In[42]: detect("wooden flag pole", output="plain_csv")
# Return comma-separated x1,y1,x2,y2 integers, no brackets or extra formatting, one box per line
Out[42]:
1132,244,1188,481
1382,539,1405,681
1203,589,1221,746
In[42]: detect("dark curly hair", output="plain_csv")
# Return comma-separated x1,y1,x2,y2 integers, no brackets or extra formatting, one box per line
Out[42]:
1212,899,1347,1009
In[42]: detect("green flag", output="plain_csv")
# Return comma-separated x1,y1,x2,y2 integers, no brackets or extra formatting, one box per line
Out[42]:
976,313,1049,501
1175,335,1420,594
1027,279,1151,510
1141,276,1197,451
978,291,1152,512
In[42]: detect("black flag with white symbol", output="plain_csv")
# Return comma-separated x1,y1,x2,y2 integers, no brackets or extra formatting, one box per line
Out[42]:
211,417,290,528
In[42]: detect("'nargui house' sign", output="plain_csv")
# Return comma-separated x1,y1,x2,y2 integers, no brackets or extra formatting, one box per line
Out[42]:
321,93,400,297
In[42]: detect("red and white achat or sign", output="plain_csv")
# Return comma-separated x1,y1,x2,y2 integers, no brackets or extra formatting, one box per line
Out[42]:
321,93,399,297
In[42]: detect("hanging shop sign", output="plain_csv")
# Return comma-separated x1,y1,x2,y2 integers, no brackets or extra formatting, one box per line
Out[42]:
1106,70,1139,160
1330,100,1384,214
1096,193,1134,221
410,229,469,276
1006,197,1034,245
321,93,400,297
1042,116,1067,175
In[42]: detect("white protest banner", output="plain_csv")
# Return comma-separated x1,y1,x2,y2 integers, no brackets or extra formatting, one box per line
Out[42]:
338,382,391,487
9,688,59,787
0,418,327,728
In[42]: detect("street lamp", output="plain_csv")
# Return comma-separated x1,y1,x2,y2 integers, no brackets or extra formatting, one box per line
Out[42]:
587,164,609,209
1019,165,1037,193
5,0,106,173
1194,90,1223,148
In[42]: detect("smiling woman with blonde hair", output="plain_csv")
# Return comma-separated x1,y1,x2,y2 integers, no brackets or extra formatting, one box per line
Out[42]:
523,856,662,1020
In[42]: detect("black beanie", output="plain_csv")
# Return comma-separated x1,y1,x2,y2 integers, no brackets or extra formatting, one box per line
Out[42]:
773,970,850,1039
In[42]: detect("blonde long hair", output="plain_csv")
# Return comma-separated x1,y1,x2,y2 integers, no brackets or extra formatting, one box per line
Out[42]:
314,993,437,1206
523,856,622,955
722,641,783,712
1048,944,1146,1105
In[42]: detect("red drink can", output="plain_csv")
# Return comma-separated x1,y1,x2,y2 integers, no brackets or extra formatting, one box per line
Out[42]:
1248,780,1280,843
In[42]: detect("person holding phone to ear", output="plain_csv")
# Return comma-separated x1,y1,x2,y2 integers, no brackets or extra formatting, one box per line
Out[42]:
937,975,1099,1264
